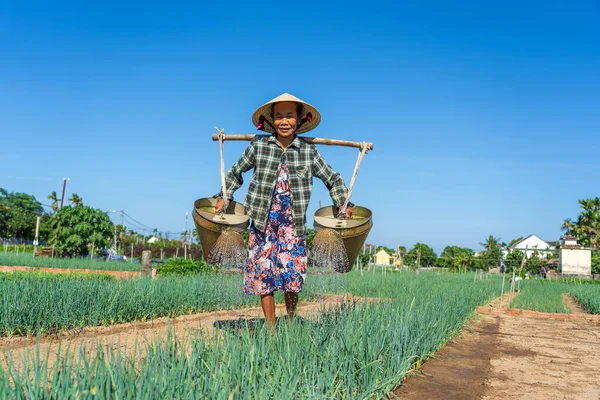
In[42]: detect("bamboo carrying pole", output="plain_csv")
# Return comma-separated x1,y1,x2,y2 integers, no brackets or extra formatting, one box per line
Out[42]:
211,134,374,151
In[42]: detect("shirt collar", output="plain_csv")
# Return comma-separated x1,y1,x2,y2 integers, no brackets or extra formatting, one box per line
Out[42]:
268,134,302,149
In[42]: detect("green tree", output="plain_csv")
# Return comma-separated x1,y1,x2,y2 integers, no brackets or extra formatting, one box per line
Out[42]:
505,249,524,273
68,193,83,206
0,189,44,241
592,253,600,275
562,197,600,250
0,189,9,238
306,228,316,248
47,191,59,212
376,245,396,255
357,250,373,268
50,205,113,257
437,246,475,272
524,250,545,276
478,235,503,270
455,251,475,272
405,243,437,268
38,213,54,242
508,237,524,247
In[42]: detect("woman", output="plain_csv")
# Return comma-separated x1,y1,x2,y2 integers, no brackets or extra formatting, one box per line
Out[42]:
215,93,352,326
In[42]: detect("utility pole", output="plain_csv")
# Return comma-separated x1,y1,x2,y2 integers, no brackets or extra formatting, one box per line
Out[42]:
119,210,124,251
416,249,421,270
33,216,40,257
398,247,404,269
59,178,70,209
184,212,189,260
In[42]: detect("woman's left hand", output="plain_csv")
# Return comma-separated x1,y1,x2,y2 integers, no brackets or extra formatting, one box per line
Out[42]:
338,206,353,218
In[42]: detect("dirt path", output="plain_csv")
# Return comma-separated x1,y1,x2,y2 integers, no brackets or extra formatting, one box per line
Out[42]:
396,294,600,400
563,293,588,314
0,294,377,370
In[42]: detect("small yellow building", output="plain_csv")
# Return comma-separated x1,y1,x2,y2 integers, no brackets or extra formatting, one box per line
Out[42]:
375,249,392,265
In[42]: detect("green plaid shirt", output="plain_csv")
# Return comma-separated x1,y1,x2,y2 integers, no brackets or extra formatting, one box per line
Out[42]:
216,134,348,235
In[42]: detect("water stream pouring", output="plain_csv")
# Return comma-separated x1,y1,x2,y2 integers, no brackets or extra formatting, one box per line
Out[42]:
313,206,373,273
192,198,249,267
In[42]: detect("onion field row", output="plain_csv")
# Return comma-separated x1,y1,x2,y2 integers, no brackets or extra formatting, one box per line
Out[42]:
566,284,600,314
0,272,501,398
0,253,141,272
0,271,344,337
509,281,571,314
510,279,600,314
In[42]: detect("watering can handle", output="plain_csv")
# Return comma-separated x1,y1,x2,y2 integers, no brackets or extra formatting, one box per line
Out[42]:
215,127,230,212
339,142,369,215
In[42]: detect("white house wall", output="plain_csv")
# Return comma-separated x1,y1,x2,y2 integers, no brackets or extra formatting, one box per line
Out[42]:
512,235,553,258
559,248,592,276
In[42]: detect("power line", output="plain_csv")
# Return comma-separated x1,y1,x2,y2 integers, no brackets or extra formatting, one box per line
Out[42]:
123,212,156,231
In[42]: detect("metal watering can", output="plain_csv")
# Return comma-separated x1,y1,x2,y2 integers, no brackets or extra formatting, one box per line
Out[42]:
313,205,373,273
192,197,249,264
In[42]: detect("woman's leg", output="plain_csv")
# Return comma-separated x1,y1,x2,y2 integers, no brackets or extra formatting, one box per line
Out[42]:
261,293,276,326
284,292,298,319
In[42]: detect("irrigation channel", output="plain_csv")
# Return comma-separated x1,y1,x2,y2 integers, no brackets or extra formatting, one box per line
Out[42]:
0,270,599,398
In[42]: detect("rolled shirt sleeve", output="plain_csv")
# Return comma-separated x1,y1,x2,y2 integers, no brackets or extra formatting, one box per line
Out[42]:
312,147,348,208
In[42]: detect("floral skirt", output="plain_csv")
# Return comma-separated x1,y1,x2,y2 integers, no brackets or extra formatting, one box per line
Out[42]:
244,162,307,295
243,223,307,295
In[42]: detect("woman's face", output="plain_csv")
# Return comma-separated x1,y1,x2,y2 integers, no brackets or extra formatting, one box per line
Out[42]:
272,101,300,138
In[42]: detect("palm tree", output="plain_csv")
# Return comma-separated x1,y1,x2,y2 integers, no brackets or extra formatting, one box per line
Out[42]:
48,191,59,212
561,218,576,236
566,198,600,250
455,253,474,273
69,193,83,206
480,235,500,251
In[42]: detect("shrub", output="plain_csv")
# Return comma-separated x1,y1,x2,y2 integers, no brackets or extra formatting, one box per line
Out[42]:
158,258,217,275
592,252,599,275
124,243,204,260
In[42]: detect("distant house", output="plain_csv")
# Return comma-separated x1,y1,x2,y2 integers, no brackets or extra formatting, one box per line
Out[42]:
558,236,591,276
147,236,159,244
507,234,554,258
375,249,392,265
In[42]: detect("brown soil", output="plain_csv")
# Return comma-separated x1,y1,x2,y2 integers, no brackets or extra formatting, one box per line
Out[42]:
563,293,589,314
0,294,384,371
395,293,600,400
0,265,140,278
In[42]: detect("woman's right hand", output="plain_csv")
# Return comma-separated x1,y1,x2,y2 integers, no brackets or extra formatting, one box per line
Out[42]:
215,198,225,213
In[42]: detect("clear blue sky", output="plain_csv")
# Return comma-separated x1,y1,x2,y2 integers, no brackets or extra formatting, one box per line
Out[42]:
1,1,599,253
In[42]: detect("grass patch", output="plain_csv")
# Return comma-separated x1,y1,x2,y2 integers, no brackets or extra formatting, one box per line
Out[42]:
0,253,141,272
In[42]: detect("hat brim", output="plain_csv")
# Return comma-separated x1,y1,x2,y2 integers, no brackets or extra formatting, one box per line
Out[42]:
251,93,321,134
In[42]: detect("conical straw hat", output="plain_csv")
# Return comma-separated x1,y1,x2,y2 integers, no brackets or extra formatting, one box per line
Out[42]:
252,93,321,134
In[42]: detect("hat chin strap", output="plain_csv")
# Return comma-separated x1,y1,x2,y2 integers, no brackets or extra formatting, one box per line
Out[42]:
257,115,276,132
257,112,313,134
